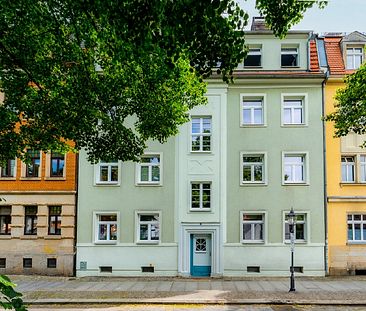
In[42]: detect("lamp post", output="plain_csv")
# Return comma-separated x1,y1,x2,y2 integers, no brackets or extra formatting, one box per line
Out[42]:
288,207,296,292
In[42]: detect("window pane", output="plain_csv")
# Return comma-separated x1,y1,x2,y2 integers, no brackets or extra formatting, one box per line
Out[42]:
140,224,148,240
254,165,263,181
243,214,263,221
140,215,158,222
293,108,303,123
151,224,159,240
243,109,251,124
100,215,117,221
294,165,304,182
285,223,290,240
295,224,304,240
348,224,353,240
284,165,292,181
283,108,291,124
191,120,200,134
244,54,261,67
191,136,200,151
111,166,118,181
253,109,263,124
202,119,211,133
354,214,361,221
99,224,107,240
140,166,149,181
151,166,160,181
243,166,251,181
202,136,211,151
253,223,263,240
243,224,252,240
281,54,297,66
354,224,361,240
100,166,109,181
109,224,117,240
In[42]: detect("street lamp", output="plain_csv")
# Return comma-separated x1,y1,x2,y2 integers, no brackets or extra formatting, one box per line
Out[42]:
288,207,296,292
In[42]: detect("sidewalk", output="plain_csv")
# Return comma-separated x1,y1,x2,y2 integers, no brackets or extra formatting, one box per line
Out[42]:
9,275,366,306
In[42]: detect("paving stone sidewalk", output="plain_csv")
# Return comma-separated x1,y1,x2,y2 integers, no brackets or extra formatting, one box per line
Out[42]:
9,275,366,305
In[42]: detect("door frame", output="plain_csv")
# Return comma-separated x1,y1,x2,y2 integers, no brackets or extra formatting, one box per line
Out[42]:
190,233,212,277
178,223,222,277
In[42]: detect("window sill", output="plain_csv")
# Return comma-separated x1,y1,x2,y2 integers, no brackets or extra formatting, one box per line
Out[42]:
44,235,62,240
94,241,117,245
340,182,366,186
281,124,307,128
283,182,309,186
19,177,42,181
190,151,212,154
240,124,266,128
44,177,66,181
94,182,120,187
0,235,11,239
241,241,265,244
0,177,16,181
284,240,307,244
136,241,160,245
243,66,263,69
347,241,366,245
189,209,212,212
240,182,267,187
281,66,301,69
20,235,38,240
136,183,162,187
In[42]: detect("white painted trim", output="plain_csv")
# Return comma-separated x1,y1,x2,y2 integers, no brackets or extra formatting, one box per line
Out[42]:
229,84,323,89
135,152,163,186
94,161,121,186
281,93,308,127
134,210,161,244
239,93,267,127
93,211,120,244
188,180,213,212
240,211,268,244
282,210,310,244
281,151,310,185
189,115,213,154
240,151,268,186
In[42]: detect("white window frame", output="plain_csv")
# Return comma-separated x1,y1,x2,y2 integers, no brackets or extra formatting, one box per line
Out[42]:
360,155,366,183
136,153,162,186
341,155,356,183
135,211,161,244
190,181,212,211
240,94,267,127
93,211,119,244
281,94,308,126
190,116,212,152
240,211,266,244
0,158,17,179
282,152,309,185
347,214,366,243
240,152,267,185
244,46,262,68
283,211,308,243
281,45,299,67
346,46,364,70
94,160,121,185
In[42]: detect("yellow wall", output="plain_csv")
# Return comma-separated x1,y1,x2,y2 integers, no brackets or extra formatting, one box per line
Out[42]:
326,79,366,275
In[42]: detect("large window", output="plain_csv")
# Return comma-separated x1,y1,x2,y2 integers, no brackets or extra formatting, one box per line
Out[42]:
282,100,304,125
95,213,118,243
137,154,161,185
50,152,65,177
241,153,265,184
26,150,41,177
48,206,61,235
281,46,298,67
348,214,366,242
24,206,37,235
241,213,264,243
242,100,264,127
346,47,363,70
191,182,211,210
284,213,307,242
96,160,119,184
341,156,355,182
244,47,262,67
0,159,16,178
191,117,212,152
283,153,307,184
137,213,160,243
0,206,11,235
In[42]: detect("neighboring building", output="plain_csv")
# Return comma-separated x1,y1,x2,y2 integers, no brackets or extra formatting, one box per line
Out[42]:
0,144,77,276
76,18,326,277
323,31,366,275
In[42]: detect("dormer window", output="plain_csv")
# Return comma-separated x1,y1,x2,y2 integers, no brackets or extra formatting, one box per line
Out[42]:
281,46,298,67
346,47,363,70
244,47,262,67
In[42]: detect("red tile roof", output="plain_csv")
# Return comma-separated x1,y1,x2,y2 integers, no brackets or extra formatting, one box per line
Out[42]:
309,39,320,72
324,37,345,75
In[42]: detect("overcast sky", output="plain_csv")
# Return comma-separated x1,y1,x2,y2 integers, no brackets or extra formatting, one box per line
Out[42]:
238,0,366,33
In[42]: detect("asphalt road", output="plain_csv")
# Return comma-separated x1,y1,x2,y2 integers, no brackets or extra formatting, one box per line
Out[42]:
28,304,366,311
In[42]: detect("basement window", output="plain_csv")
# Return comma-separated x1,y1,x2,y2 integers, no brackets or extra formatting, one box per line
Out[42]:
47,258,57,268
100,266,112,273
294,266,304,273
23,258,32,268
141,266,155,273
0,258,5,268
355,269,366,275
247,266,260,273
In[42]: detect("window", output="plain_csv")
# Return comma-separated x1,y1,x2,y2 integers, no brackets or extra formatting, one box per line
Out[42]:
191,182,211,210
191,117,212,152
95,213,118,242
283,153,307,184
281,47,298,67
242,154,265,184
341,156,355,182
242,100,264,126
244,47,262,67
348,214,366,242
0,159,16,178
346,47,363,70
50,152,65,177
137,154,161,184
285,213,306,242
0,258,5,268
241,213,264,243
195,238,207,252
360,156,366,182
96,160,119,184
48,206,61,235
283,100,304,125
23,258,32,268
137,213,160,243
47,258,57,268
0,206,11,235
26,150,41,177
24,206,37,235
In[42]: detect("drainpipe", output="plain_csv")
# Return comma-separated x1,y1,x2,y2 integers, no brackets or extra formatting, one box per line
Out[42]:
73,152,79,277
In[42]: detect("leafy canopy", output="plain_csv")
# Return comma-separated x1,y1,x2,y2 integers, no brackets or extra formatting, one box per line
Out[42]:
325,63,366,142
0,275,27,311
0,0,325,163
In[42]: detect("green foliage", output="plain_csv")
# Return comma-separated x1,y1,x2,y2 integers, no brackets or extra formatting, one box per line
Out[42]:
0,275,27,311
256,0,327,38
325,63,366,143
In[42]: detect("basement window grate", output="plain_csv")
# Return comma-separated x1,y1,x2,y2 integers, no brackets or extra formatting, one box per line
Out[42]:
100,266,112,273
0,258,5,268
247,266,260,273
355,269,366,275
141,266,154,273
23,258,32,269
294,266,304,273
47,258,57,268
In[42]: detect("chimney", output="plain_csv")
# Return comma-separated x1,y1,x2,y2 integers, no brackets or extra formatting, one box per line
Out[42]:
251,17,269,31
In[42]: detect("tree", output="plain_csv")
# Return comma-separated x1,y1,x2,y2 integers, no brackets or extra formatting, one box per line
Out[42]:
0,0,325,163
325,63,366,141
0,275,27,311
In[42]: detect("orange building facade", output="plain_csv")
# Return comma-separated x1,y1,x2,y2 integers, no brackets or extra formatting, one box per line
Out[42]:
0,149,77,276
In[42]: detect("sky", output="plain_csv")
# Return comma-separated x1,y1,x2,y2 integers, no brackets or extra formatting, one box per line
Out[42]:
238,0,366,33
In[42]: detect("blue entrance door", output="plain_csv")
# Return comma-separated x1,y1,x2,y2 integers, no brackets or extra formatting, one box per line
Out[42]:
190,234,212,277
